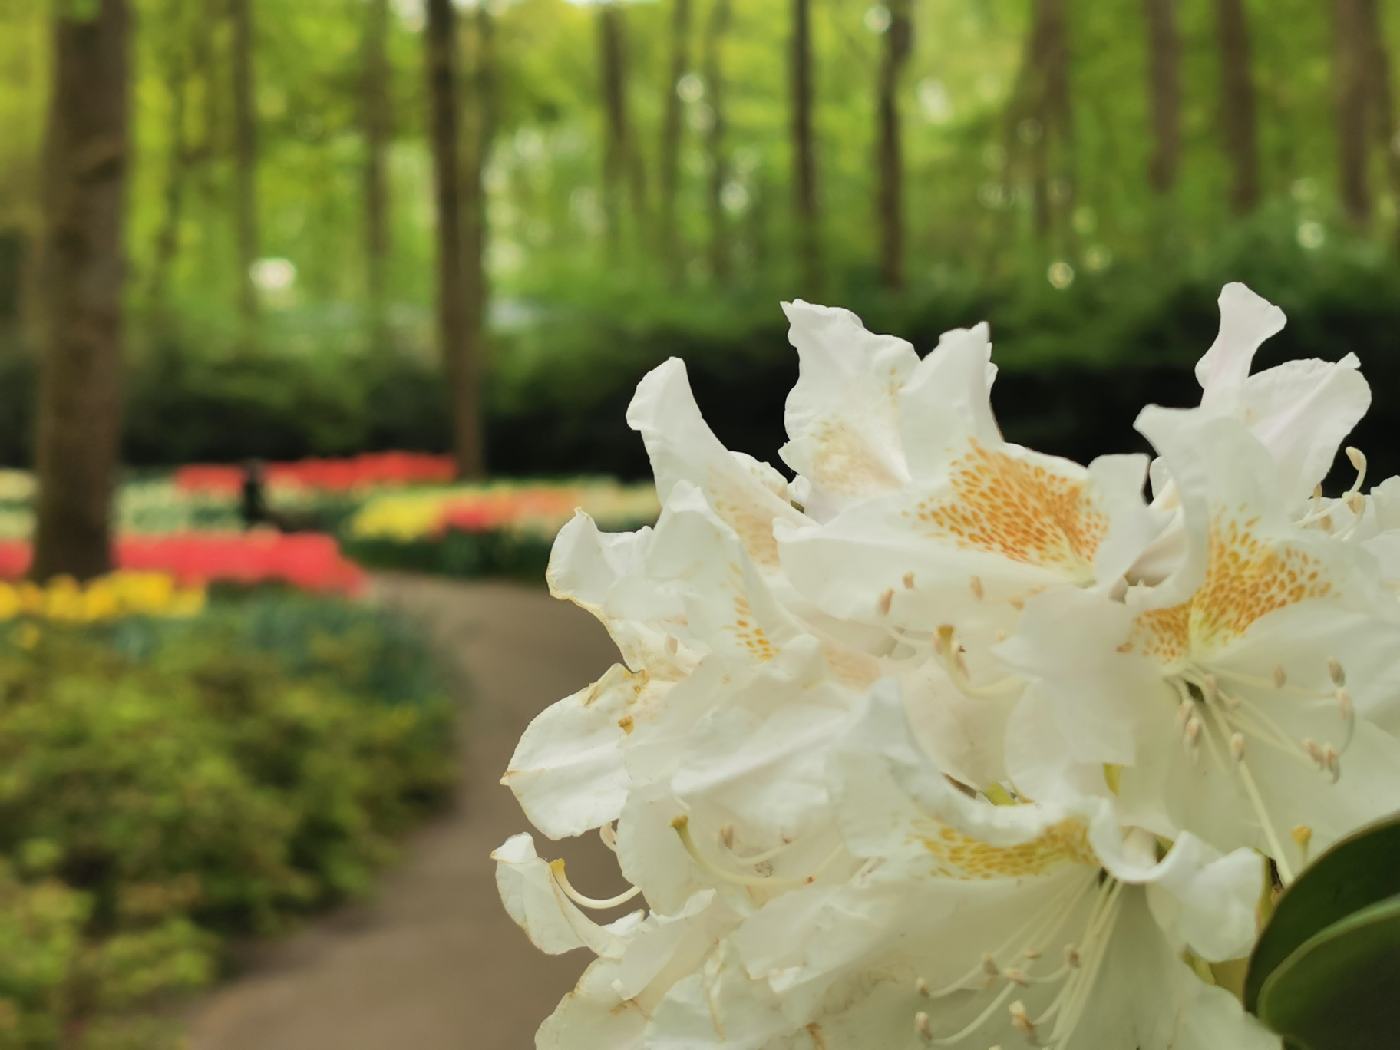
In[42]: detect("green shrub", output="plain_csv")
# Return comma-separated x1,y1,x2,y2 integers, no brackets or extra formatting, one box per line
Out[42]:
0,592,455,1044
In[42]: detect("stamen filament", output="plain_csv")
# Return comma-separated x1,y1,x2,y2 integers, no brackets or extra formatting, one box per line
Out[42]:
548,859,642,910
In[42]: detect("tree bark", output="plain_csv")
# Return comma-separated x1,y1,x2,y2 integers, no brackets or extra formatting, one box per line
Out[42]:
1143,0,1181,194
1358,0,1400,238
704,0,731,283
1008,0,1074,249
1333,0,1372,226
659,0,691,277
875,0,912,289
789,0,821,292
463,3,495,391
31,0,130,582
1213,0,1261,214
596,4,647,257
363,0,392,343
425,0,484,477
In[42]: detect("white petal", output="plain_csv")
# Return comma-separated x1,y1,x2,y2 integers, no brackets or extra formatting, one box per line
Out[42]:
491,833,639,957
1195,282,1286,395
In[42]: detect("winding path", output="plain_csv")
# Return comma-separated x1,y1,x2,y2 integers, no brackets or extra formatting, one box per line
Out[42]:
187,575,627,1050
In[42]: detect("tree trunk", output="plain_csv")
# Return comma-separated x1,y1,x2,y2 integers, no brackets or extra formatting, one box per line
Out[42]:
704,0,731,283
425,0,483,478
659,0,691,278
1358,0,1400,239
463,3,495,394
1143,0,1181,194
1008,0,1074,250
596,4,647,256
363,0,392,344
229,0,259,341
875,0,912,290
790,0,821,292
1213,0,1261,214
31,0,130,582
1332,0,1372,226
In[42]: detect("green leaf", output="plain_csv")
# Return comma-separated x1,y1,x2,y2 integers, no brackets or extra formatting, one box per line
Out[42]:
1245,814,1400,1012
1256,895,1400,1050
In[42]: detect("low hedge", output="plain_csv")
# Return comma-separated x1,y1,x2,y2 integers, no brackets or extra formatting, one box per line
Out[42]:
0,592,455,1048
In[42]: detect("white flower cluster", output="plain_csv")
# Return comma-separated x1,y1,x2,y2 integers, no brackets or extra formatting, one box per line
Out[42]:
495,284,1400,1049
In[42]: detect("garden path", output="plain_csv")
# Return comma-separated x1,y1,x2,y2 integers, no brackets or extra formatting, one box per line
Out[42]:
186,574,626,1050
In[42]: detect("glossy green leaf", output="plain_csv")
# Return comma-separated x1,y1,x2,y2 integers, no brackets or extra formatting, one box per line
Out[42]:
1256,895,1400,1050
1245,814,1400,1012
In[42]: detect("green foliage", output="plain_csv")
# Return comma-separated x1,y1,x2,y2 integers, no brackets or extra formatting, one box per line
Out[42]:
0,592,455,1044
344,528,561,581
1247,816,1400,1050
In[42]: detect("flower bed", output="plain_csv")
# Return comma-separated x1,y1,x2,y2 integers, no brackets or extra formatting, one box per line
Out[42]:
342,481,658,579
0,590,455,1048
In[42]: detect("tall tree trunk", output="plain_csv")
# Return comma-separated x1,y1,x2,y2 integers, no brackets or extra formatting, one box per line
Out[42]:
1143,0,1181,194
229,0,259,340
875,0,912,290
596,4,647,256
1213,0,1261,214
659,0,691,278
704,0,731,283
463,3,495,394
1008,0,1074,251
789,0,821,292
1333,0,1373,226
363,0,392,344
32,0,130,582
425,0,483,478
1358,0,1400,240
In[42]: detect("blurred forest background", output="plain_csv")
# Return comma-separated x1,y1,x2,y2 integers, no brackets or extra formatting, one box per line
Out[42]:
3,0,1400,490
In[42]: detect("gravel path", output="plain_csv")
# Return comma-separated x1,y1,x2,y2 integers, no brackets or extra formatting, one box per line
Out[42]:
186,575,626,1050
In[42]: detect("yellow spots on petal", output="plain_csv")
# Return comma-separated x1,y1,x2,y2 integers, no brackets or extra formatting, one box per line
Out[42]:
1127,602,1191,664
806,419,902,501
1191,514,1333,648
906,440,1106,574
1127,511,1335,663
921,818,1096,879
730,593,777,661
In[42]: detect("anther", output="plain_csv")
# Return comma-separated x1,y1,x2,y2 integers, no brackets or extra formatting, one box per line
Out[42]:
1304,738,1326,768
981,953,1000,979
1003,968,1030,988
1200,674,1219,702
915,977,930,999
1328,657,1346,686
914,1011,933,1042
1324,745,1341,782
720,824,735,849
1347,492,1366,515
1010,1000,1036,1039
1336,688,1354,721
1184,716,1203,757
1230,733,1246,762
878,588,894,616
903,571,916,590
1272,665,1288,689
970,576,985,600
665,634,679,655
1291,825,1313,854
934,625,955,656
1064,945,1081,969
1175,699,1193,731
1023,947,1042,961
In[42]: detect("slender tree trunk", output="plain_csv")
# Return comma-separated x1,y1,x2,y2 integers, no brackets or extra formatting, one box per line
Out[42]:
1009,0,1073,250
1358,0,1400,241
32,0,130,582
659,0,691,278
229,0,259,340
789,0,821,292
1213,0,1261,214
463,4,495,385
1333,0,1372,226
425,0,483,477
363,0,392,344
1143,0,1181,194
596,4,646,256
704,0,731,283
875,0,912,290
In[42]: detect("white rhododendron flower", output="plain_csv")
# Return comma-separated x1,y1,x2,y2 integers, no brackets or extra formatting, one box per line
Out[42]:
497,284,1400,1048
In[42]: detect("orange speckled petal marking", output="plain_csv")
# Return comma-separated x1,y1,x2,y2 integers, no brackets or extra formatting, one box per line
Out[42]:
1189,514,1333,649
905,440,1107,573
921,818,1097,880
